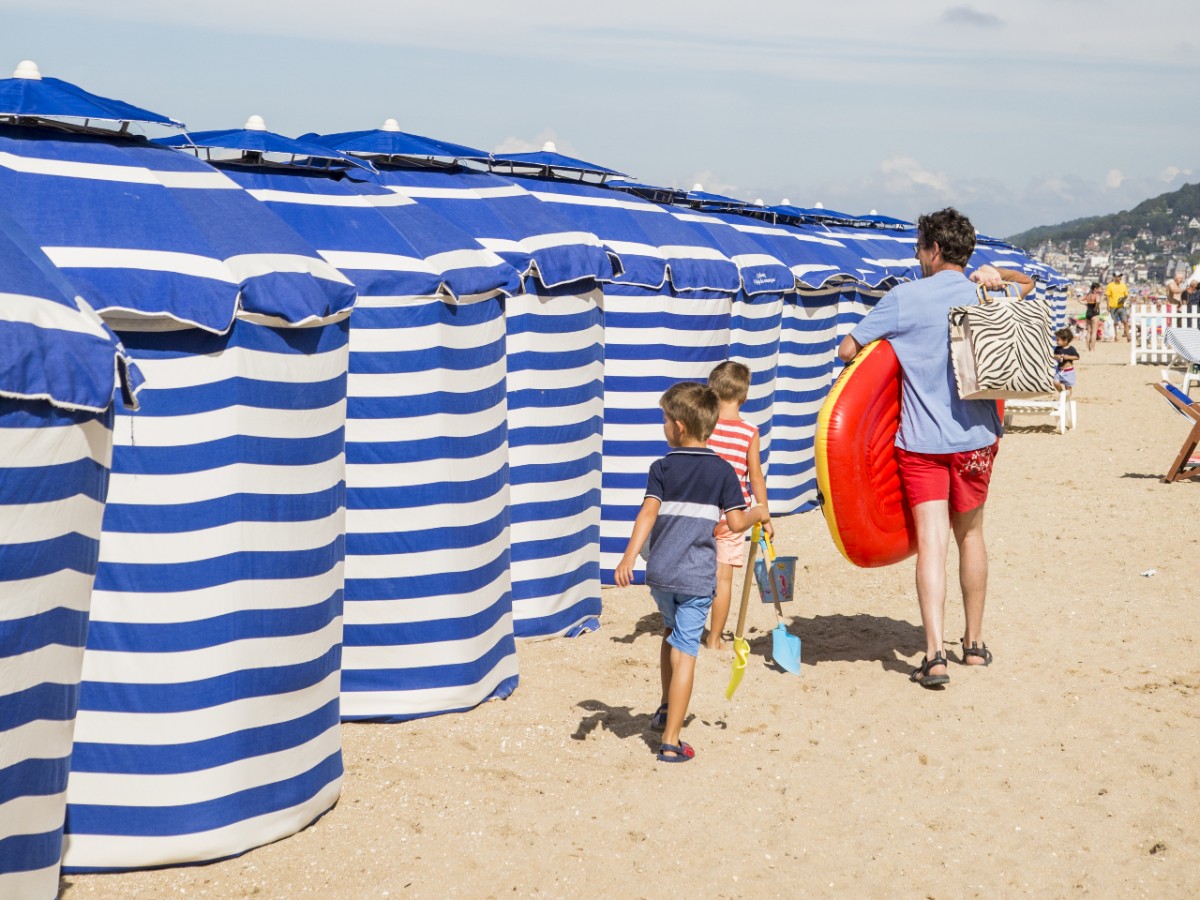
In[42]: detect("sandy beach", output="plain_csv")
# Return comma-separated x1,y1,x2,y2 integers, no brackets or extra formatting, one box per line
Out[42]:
61,338,1200,899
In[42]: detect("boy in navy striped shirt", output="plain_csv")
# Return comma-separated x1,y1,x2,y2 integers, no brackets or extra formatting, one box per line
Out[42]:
615,382,768,763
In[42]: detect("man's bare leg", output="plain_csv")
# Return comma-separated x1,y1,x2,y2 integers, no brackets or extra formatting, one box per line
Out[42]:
953,504,988,663
912,500,951,677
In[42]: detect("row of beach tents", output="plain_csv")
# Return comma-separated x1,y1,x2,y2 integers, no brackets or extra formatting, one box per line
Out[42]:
0,61,1068,897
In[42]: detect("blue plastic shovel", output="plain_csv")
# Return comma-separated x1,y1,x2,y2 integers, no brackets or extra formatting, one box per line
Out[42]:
755,532,801,675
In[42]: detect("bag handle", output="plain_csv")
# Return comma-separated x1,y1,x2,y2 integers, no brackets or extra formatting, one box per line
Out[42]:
975,282,1021,305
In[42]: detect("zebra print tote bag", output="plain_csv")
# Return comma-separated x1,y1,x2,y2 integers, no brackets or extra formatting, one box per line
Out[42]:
949,284,1056,400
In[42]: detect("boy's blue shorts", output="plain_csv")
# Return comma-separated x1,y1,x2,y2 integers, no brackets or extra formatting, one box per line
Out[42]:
649,589,712,657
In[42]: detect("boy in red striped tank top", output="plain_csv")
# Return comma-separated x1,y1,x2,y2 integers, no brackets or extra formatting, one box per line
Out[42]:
704,361,773,650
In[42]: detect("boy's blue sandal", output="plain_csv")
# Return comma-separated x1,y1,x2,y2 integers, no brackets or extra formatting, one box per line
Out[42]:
910,652,950,688
650,703,668,730
657,742,695,763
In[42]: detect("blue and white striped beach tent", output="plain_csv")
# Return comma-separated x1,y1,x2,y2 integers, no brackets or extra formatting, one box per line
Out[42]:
328,154,620,644
0,208,140,900
0,79,357,867
203,145,537,718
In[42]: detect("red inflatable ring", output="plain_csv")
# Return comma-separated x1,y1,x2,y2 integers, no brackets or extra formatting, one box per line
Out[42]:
815,340,916,568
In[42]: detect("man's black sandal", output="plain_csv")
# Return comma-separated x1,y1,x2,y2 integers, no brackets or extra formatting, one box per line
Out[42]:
961,639,993,666
910,652,950,688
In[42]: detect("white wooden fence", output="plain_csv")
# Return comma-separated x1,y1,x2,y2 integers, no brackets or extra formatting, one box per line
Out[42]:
1128,303,1200,365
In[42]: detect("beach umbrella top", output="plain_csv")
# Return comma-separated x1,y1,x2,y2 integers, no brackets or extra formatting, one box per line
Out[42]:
159,116,375,172
312,119,489,163
684,183,751,211
0,60,181,129
490,142,627,181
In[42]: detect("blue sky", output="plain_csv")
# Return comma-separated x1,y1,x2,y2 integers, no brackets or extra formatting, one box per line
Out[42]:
3,0,1197,238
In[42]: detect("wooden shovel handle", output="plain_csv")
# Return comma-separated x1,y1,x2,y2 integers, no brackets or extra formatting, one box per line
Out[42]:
732,530,759,641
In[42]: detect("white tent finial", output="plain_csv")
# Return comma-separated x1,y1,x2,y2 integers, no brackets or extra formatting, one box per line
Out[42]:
541,141,557,153
754,198,764,206
13,60,42,80
814,201,825,209
243,114,267,131
692,183,704,192
381,118,400,132
869,208,878,216
781,197,791,206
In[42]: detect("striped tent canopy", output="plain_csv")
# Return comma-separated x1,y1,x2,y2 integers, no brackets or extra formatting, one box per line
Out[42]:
309,120,489,165
159,117,374,172
0,114,359,871
491,142,626,182
0,208,140,899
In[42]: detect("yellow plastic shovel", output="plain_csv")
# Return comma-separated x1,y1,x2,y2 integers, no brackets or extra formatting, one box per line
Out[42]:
725,524,762,700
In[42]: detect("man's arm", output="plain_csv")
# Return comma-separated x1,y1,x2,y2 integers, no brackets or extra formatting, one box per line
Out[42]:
971,264,1036,298
837,333,862,363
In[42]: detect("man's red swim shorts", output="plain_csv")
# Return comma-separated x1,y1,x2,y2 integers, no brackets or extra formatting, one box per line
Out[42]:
896,441,999,513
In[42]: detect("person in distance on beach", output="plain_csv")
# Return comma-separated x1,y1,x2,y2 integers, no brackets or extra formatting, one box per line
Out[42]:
1105,272,1129,341
1082,281,1103,351
837,208,1032,689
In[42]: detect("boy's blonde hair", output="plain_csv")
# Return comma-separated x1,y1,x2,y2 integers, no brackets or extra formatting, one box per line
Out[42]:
708,360,752,403
660,381,720,441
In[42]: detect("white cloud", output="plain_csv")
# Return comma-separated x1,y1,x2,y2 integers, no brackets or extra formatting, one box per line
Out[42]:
941,6,1004,28
1159,165,1193,182
1105,169,1125,189
879,156,954,196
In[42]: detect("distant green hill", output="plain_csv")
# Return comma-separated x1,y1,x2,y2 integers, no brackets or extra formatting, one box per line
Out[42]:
1007,182,1200,251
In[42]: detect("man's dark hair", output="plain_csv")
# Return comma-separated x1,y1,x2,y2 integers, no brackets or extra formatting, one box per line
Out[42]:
916,207,976,267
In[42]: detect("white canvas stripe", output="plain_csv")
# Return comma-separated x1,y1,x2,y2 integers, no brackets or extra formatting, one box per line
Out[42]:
658,244,730,261
0,570,94,621
0,493,104,545
343,569,508,627
595,240,664,259
318,250,438,275
0,417,113,468
127,344,347,390
0,291,113,340
348,318,502,353
0,643,85,697
343,613,511,670
346,404,507,444
349,359,507,398
385,184,525,201
0,866,61,899
424,247,510,273
61,777,342,870
151,169,241,190
510,539,594,583
657,500,720,519
89,564,343,625
112,400,345,447
64,725,341,808
106,457,345,506
731,253,788,270
604,296,728,316
506,505,598,543
0,793,67,843
98,509,344,565
513,579,597,624
71,670,341,746
0,149,160,183
78,617,342,686
529,190,663,213
507,290,601,315
346,529,510,582
507,326,602,356
346,489,505,535
246,188,413,208
339,652,519,719
345,444,508,489
224,253,353,285
604,325,730,347
43,247,235,282
507,365,603,395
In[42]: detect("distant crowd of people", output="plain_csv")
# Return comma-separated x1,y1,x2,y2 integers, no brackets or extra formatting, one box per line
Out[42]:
1075,267,1199,348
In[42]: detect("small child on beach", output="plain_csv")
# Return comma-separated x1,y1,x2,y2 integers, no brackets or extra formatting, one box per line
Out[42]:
614,381,767,763
704,361,772,650
1053,327,1079,398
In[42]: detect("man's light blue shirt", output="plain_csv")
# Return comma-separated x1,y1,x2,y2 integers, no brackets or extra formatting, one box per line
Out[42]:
849,269,1002,454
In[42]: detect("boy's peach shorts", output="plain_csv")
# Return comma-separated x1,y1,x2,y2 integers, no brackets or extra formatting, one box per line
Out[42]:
714,521,747,566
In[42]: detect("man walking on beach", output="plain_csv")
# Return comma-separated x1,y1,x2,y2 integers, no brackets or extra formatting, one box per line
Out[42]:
837,208,1032,688
1106,272,1129,340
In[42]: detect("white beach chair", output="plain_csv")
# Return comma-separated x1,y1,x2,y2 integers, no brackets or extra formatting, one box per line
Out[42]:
1002,393,1075,434
1163,327,1200,396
